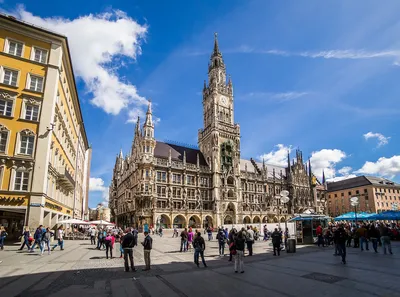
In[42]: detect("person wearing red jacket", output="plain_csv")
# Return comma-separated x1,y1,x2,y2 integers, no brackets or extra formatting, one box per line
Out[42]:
316,225,324,247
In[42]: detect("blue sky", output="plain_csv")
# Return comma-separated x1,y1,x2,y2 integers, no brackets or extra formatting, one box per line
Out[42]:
2,1,400,207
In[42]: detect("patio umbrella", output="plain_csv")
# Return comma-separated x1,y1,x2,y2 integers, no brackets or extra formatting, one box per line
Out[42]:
58,219,90,225
88,220,114,226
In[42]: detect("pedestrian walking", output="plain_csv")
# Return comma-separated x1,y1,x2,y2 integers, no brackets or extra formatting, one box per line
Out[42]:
52,226,64,251
122,228,137,272
271,228,281,256
30,225,43,252
104,232,115,259
234,230,245,273
42,227,53,255
142,231,153,271
207,227,213,241
158,226,163,237
18,227,31,251
193,232,207,268
0,226,8,250
334,224,347,264
316,225,324,247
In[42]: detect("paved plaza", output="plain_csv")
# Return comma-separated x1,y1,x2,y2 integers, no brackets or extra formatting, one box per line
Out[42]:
0,232,399,297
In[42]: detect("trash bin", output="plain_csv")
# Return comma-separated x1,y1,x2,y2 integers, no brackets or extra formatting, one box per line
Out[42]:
287,238,296,253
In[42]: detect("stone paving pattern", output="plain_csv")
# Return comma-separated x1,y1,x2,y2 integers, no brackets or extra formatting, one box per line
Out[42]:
0,232,399,297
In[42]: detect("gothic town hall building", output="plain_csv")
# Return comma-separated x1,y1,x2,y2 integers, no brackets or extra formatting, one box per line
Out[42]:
109,35,320,229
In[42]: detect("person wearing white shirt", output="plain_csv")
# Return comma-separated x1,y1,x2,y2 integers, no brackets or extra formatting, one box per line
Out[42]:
52,226,64,251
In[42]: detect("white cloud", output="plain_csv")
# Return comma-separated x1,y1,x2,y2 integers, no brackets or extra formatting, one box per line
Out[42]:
338,166,352,176
363,132,390,147
89,177,109,202
310,149,347,180
327,174,357,182
355,155,400,177
11,6,148,116
259,144,291,167
270,92,309,102
244,91,309,103
126,107,161,125
299,49,400,60
232,46,400,62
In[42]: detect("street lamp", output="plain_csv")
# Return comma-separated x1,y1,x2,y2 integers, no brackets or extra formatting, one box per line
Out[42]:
350,196,359,225
275,190,290,230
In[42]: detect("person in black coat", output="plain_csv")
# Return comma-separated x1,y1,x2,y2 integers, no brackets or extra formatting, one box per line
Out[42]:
271,228,282,256
121,228,137,272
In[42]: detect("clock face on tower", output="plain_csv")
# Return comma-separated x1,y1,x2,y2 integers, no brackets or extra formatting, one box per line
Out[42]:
219,95,228,106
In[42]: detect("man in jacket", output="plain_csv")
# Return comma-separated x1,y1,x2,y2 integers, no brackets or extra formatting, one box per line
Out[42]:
246,226,255,256
121,228,137,272
271,228,282,256
30,225,43,252
193,232,207,267
216,228,226,256
334,224,348,264
180,228,188,252
142,231,153,271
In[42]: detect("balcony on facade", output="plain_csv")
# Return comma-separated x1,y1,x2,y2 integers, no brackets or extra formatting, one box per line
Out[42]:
57,166,75,190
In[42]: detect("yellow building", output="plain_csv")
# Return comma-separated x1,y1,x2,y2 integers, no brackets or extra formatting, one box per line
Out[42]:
0,14,91,237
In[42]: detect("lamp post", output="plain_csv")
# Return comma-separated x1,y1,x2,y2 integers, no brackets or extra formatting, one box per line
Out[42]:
350,196,359,225
275,190,290,230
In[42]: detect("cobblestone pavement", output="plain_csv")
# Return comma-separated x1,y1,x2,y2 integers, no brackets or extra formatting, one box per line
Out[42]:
1,232,399,297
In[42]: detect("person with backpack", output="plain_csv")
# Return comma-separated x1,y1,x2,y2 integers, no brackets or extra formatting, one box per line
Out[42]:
121,228,137,272
334,224,348,264
193,232,207,268
104,232,115,259
216,228,226,256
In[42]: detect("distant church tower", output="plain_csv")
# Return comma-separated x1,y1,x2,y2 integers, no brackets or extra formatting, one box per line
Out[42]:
198,33,241,226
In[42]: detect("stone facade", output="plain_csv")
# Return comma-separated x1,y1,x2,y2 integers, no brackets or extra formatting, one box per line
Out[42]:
109,34,320,229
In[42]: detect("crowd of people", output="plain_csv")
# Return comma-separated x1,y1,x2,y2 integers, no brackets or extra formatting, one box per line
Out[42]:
316,222,396,265
87,226,153,272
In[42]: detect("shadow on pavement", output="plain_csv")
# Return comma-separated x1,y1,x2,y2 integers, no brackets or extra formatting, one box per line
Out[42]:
0,243,322,297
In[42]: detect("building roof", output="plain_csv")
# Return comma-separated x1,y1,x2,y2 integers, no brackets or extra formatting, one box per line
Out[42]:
154,141,208,166
327,175,399,192
239,159,286,178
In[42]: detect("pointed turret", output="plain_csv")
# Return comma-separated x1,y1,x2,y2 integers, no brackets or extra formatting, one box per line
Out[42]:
213,32,221,56
308,159,312,177
322,170,326,184
287,151,291,173
135,116,140,136
144,100,153,128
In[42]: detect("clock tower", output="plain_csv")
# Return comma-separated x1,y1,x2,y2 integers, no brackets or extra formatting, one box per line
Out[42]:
198,33,241,226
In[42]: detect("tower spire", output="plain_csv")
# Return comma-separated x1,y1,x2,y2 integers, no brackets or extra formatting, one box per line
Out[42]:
213,32,220,56
144,100,153,127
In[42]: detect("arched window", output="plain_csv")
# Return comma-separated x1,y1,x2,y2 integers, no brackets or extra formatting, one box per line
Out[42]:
227,176,234,186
